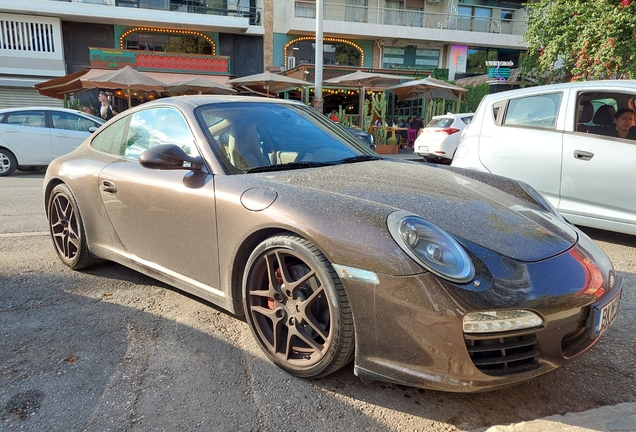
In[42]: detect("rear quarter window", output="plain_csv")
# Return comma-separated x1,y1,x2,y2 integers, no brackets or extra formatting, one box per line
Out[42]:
426,118,454,128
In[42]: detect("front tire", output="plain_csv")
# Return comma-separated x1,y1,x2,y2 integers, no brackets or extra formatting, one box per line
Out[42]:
242,234,354,378
47,184,95,270
0,149,17,177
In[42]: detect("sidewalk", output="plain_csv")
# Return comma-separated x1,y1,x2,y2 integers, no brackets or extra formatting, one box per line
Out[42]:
385,147,636,432
476,402,636,432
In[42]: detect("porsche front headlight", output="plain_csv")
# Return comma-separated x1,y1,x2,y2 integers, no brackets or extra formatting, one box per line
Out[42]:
388,211,474,283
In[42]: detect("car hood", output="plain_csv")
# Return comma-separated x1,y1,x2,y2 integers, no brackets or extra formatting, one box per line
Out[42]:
259,160,577,262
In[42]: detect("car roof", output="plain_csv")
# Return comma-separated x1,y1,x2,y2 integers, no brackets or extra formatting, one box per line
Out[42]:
0,106,88,113
139,95,306,111
481,80,636,102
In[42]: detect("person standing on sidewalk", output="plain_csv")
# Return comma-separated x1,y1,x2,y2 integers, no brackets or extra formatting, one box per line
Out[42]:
98,91,118,120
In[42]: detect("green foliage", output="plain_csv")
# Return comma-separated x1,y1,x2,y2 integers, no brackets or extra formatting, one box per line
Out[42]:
387,136,398,145
431,68,449,80
460,84,489,113
523,0,636,82
68,98,83,111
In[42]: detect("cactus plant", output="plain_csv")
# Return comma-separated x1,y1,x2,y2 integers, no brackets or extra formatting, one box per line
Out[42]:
370,92,388,145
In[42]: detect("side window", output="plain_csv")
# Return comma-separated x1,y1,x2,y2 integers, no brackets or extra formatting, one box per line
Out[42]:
124,107,197,161
76,116,101,132
492,100,506,126
6,110,47,128
503,93,562,129
51,112,86,131
91,115,129,156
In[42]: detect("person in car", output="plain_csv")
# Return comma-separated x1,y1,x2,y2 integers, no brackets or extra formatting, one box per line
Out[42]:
603,108,636,140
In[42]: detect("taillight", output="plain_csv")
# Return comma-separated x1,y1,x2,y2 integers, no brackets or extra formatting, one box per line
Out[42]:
436,128,460,135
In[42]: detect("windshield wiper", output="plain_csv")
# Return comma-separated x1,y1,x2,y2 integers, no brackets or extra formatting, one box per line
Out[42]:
338,155,380,163
245,161,337,173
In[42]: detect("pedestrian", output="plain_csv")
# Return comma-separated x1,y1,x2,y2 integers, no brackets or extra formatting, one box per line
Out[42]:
98,91,118,120
410,115,424,131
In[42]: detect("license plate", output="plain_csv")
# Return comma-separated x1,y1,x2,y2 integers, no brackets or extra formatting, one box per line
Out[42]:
592,293,621,338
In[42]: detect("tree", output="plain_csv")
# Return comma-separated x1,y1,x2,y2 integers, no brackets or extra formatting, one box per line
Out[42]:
522,0,636,83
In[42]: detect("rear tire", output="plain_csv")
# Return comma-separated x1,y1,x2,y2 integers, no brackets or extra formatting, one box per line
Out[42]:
242,234,355,378
0,149,17,177
47,184,95,270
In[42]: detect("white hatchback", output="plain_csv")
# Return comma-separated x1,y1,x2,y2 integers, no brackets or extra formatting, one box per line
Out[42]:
0,107,104,176
414,113,473,163
452,80,636,236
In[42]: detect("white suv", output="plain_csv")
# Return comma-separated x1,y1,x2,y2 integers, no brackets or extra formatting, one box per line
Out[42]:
414,113,473,163
452,80,636,236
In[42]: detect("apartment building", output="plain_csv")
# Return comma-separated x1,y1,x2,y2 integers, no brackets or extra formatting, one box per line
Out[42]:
0,0,265,108
274,0,528,78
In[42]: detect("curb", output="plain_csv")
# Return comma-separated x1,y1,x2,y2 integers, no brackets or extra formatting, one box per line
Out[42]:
475,402,636,432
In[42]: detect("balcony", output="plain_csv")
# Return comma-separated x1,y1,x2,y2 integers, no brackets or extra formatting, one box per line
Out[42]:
0,0,263,35
286,1,527,49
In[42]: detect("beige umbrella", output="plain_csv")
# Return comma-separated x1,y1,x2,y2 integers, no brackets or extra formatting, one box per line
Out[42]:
83,66,165,108
226,71,310,98
323,70,411,119
385,77,467,102
163,76,237,96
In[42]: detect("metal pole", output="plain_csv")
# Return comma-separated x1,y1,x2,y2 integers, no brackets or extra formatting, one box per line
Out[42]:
314,0,324,113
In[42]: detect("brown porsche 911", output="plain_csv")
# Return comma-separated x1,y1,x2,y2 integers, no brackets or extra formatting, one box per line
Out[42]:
44,96,623,392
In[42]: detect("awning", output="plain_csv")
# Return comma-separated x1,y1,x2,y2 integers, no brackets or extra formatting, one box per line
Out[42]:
35,68,231,99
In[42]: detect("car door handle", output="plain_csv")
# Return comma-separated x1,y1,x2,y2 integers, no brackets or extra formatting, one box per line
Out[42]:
574,150,594,161
102,180,117,194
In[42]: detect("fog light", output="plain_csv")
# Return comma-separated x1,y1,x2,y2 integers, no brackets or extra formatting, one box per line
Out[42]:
463,310,543,333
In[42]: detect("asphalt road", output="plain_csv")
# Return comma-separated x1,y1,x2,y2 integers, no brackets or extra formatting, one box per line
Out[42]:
1,170,635,432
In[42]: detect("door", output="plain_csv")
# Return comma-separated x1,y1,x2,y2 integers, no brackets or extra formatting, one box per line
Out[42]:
49,111,101,159
98,107,220,288
477,91,567,207
0,109,51,164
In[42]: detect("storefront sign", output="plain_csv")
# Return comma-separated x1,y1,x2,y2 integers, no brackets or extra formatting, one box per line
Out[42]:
89,48,231,75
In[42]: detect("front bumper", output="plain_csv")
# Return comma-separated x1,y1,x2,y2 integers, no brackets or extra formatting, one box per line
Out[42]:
345,264,623,393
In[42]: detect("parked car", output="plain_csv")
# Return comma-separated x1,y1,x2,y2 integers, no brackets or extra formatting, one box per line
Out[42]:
44,95,622,392
414,112,473,163
0,107,104,176
452,80,636,236
343,126,374,150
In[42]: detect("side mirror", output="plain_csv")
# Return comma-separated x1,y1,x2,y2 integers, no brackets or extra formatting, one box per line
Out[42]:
140,144,204,171
89,127,99,133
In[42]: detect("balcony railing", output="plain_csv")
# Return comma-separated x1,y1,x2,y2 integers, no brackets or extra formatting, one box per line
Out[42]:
293,1,527,36
48,0,262,25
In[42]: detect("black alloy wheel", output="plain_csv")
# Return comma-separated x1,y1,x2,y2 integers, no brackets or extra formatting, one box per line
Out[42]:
243,234,354,378
47,184,95,270
0,149,17,177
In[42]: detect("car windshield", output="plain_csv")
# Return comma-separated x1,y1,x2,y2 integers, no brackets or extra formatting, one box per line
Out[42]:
195,101,378,174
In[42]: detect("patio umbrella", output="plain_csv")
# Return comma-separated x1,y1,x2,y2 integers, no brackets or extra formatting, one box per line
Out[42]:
163,76,237,96
323,70,411,120
83,66,165,108
385,77,467,103
226,71,310,98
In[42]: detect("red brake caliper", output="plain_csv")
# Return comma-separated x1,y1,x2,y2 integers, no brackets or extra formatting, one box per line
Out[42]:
267,267,284,310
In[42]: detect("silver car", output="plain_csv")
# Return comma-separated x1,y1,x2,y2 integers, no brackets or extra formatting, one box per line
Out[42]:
452,80,636,236
0,107,104,176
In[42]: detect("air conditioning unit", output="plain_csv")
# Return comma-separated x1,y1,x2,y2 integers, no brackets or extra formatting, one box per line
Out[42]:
286,56,296,69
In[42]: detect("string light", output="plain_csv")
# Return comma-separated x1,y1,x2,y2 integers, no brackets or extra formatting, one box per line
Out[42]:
119,27,216,55
284,37,364,66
